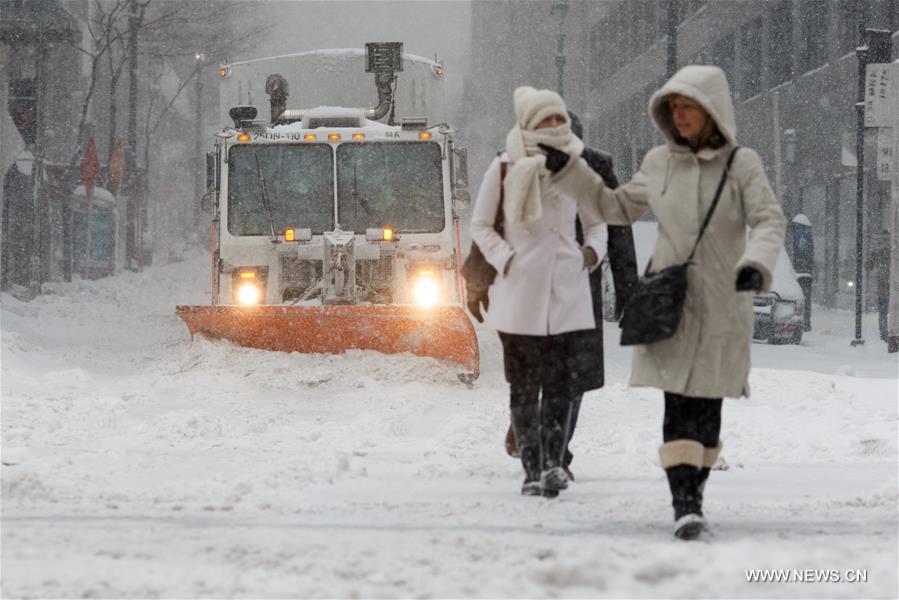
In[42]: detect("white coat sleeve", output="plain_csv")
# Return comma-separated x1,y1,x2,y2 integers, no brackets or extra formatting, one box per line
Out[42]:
734,149,786,293
577,197,607,270
553,154,650,225
469,157,515,274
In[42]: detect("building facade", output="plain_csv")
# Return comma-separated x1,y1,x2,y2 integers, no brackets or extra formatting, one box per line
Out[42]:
0,0,83,290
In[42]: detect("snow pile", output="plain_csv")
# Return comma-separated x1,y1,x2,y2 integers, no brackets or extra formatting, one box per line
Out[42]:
2,249,897,598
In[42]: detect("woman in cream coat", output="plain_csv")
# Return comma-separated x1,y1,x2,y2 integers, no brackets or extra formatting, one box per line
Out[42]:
545,66,786,538
470,86,606,498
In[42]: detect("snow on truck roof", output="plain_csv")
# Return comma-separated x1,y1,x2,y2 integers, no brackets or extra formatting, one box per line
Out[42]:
266,111,419,136
225,48,442,69
220,48,447,127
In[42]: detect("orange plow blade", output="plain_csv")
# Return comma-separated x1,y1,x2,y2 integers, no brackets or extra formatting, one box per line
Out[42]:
176,304,479,380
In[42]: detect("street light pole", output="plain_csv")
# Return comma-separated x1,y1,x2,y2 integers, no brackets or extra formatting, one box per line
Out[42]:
194,53,205,231
550,2,568,97
126,0,139,271
851,29,893,347
29,39,48,293
852,41,866,347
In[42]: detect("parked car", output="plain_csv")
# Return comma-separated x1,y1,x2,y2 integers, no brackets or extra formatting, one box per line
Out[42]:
601,221,805,345
751,248,805,345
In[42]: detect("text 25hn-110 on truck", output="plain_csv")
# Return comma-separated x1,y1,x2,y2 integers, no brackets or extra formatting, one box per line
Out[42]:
176,43,480,383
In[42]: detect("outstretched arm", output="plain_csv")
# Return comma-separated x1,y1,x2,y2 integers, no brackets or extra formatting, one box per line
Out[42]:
542,144,650,225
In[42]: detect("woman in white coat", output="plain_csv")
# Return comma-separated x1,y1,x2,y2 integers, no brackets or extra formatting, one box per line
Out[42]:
470,86,606,497
542,66,786,538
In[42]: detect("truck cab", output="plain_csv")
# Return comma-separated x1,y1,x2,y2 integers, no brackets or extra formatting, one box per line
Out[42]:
179,43,480,382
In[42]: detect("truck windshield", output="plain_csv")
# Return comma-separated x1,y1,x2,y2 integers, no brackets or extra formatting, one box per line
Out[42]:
336,142,444,233
227,144,333,236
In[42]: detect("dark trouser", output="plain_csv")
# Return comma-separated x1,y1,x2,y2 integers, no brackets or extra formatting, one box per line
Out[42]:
563,393,583,467
878,294,889,341
663,392,722,447
797,273,812,332
500,332,580,482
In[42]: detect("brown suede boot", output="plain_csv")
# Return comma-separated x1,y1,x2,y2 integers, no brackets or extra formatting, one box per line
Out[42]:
505,423,519,458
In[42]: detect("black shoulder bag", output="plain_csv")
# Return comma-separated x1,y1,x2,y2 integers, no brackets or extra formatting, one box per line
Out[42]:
460,160,508,299
619,147,739,346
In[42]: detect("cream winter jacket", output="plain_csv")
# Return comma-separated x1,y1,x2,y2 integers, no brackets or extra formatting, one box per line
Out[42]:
471,153,607,336
556,66,786,398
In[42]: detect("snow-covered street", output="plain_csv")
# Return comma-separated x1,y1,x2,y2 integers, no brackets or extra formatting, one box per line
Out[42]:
2,250,897,598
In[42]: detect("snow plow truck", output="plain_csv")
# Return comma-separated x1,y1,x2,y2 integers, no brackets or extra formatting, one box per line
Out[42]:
176,43,480,382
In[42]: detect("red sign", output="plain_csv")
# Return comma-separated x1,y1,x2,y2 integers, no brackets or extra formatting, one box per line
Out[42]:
81,137,101,195
108,136,125,193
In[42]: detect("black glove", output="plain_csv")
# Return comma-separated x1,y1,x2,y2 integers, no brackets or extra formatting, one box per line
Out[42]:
735,266,763,293
581,246,598,269
466,285,490,323
537,143,570,174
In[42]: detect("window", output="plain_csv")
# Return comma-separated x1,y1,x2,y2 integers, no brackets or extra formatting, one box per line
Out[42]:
799,0,828,73
590,22,606,89
228,144,334,236
767,0,794,86
709,33,736,84
336,142,445,233
740,17,763,98
834,0,861,56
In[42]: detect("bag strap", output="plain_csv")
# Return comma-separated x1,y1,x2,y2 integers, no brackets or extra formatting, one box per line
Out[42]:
686,146,739,262
494,159,508,236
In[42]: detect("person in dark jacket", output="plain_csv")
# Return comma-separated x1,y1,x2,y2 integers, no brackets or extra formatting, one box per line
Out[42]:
865,229,891,341
504,112,638,479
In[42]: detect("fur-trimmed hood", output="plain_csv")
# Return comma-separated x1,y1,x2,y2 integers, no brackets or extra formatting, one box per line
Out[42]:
649,65,737,148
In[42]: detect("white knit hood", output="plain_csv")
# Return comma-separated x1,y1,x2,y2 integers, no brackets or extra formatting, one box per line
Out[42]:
649,65,737,148
503,86,583,224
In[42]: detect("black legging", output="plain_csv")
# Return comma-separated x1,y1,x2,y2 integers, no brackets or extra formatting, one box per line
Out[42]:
663,392,722,448
501,332,579,470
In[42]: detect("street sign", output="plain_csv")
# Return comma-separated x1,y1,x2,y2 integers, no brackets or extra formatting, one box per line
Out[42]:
108,136,125,193
864,63,893,127
877,128,893,181
80,137,100,195
894,61,899,186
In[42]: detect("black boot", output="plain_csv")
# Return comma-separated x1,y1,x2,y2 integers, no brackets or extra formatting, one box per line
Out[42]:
665,465,705,540
697,466,711,499
539,398,570,498
511,404,542,496
696,440,722,521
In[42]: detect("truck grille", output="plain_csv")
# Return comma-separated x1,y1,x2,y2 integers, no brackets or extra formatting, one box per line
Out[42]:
356,256,393,283
280,257,321,300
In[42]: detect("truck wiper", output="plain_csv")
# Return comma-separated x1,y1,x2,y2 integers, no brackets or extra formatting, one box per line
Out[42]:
351,161,377,222
253,151,279,242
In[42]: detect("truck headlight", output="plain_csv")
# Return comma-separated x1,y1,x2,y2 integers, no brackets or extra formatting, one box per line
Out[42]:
233,267,267,305
237,283,261,305
411,272,439,307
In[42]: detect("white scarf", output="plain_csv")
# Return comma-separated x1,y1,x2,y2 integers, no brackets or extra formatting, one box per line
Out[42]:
503,123,584,225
